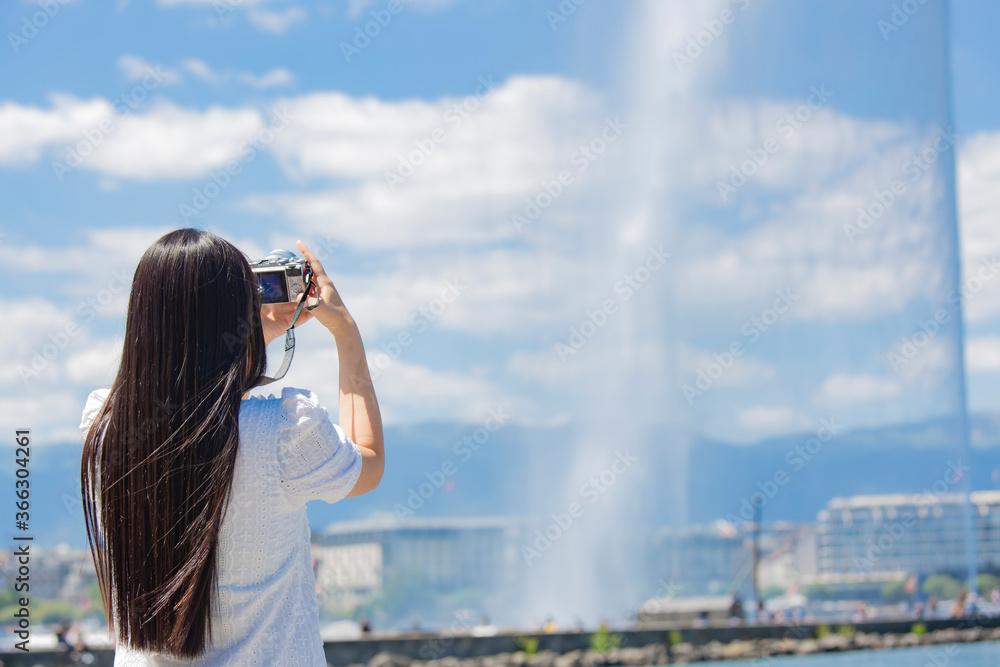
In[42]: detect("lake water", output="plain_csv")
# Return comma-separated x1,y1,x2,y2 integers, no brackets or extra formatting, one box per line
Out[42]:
687,641,1000,666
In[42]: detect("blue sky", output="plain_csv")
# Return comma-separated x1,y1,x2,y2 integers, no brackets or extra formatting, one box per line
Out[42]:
2,0,1000,453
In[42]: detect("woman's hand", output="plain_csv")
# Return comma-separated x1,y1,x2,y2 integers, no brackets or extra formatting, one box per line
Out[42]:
295,240,356,336
261,301,314,346
294,239,383,497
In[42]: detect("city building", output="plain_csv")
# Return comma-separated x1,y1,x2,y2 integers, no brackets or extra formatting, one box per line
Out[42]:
816,490,1000,579
648,521,752,597
311,516,521,608
648,520,818,599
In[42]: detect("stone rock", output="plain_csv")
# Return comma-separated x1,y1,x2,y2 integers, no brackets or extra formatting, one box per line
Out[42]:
852,632,881,650
933,628,960,644
641,644,668,665
527,650,557,667
492,653,515,667
701,641,725,661
721,640,754,659
554,649,582,667
961,627,983,642
817,634,850,652
766,638,798,656
669,642,694,660
370,652,414,667
794,639,819,655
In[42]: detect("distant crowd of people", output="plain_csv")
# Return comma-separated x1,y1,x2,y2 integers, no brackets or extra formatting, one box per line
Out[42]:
722,585,1000,627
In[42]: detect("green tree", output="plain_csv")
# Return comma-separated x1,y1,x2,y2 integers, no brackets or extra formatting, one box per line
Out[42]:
922,574,960,599
761,584,785,600
590,626,623,654
881,579,907,601
803,583,833,600
976,573,1000,595
515,636,539,656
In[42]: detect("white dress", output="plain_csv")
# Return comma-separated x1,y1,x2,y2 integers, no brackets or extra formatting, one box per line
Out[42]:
79,386,363,667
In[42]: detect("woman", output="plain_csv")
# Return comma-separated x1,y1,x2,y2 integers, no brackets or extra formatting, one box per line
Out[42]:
79,228,384,665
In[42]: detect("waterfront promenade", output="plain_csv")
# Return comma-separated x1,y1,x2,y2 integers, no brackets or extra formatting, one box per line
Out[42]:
3,616,1000,666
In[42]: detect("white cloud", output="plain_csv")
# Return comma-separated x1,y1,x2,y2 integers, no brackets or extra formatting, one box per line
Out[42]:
257,332,523,425
672,114,947,327
182,59,295,88
157,0,268,5
238,67,295,89
0,95,264,179
735,405,811,432
812,372,901,408
958,130,1000,322
86,101,262,180
346,0,458,19
181,58,220,84
246,75,606,250
66,343,122,385
966,337,1000,374
0,392,89,446
0,94,109,165
679,345,777,388
116,55,182,85
248,8,307,34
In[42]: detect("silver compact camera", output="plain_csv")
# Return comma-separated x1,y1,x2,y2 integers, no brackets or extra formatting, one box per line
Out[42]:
251,249,313,304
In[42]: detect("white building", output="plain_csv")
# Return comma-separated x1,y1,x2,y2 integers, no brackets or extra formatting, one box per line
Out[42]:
816,490,1000,577
311,516,521,607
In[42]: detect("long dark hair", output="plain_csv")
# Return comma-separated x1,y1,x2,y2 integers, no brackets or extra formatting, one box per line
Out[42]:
81,228,267,657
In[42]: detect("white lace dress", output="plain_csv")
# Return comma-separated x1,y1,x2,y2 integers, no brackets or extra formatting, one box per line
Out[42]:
79,386,363,667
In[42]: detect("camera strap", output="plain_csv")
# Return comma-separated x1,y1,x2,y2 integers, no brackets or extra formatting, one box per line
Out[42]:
255,274,317,387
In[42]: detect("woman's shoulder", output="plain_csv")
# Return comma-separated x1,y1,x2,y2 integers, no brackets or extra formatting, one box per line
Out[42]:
79,387,111,432
243,386,331,427
244,386,322,409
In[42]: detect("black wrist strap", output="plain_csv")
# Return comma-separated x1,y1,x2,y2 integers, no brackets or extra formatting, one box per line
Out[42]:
255,275,317,387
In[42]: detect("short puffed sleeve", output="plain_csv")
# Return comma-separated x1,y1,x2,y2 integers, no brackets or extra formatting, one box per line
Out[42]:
274,387,363,505
80,388,111,432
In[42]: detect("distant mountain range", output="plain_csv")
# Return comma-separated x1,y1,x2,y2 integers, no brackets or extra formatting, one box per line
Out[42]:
12,414,1000,548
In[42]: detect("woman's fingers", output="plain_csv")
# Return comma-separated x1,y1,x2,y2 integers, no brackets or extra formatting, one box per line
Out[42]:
296,240,327,279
